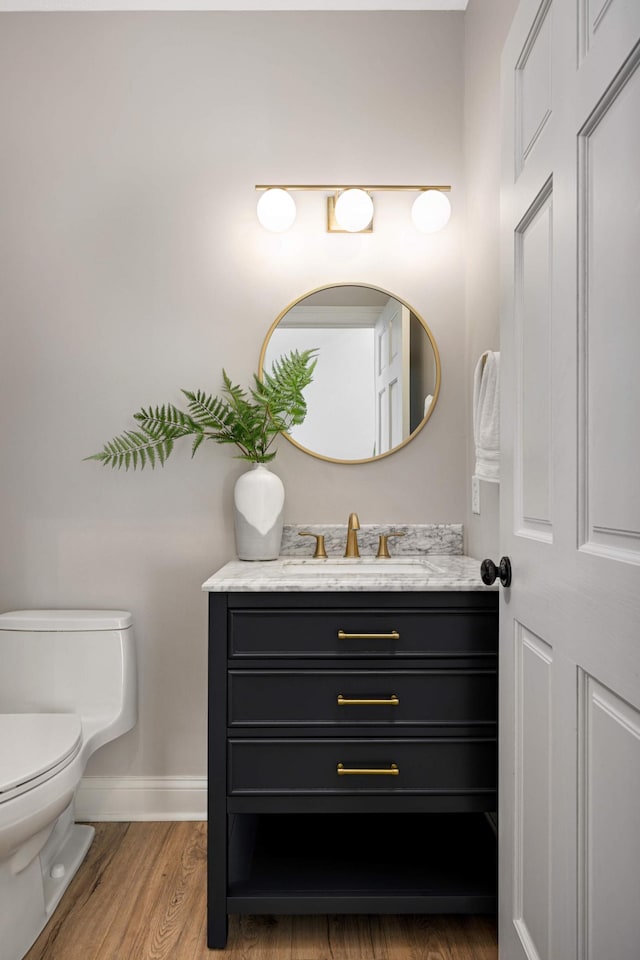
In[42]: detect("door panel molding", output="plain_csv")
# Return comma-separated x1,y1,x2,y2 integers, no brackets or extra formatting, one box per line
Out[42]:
514,176,553,542
578,0,640,66
579,0,616,61
515,0,554,177
577,45,640,563
514,623,552,960
578,671,640,960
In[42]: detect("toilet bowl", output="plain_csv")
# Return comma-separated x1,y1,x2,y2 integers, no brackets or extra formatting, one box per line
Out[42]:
0,609,137,960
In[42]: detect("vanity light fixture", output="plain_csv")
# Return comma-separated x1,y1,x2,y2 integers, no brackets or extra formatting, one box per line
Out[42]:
255,184,452,234
332,188,375,233
256,187,297,232
411,188,452,233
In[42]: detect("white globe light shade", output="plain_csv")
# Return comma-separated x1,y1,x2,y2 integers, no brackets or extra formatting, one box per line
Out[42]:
411,190,452,233
334,189,374,232
256,188,296,232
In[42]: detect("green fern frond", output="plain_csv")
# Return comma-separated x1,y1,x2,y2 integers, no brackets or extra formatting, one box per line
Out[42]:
85,424,187,470
133,404,197,433
254,348,318,432
182,390,236,433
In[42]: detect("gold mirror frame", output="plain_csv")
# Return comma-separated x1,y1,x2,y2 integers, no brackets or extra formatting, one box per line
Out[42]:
258,282,441,465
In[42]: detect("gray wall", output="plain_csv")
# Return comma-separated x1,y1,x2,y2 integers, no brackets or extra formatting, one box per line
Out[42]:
463,0,518,560
0,12,468,780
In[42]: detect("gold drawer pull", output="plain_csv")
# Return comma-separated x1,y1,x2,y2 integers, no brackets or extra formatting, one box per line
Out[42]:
337,694,399,706
337,763,399,776
337,629,400,640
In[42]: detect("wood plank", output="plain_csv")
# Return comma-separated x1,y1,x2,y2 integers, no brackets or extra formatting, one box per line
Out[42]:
327,914,378,959
370,914,498,960
290,914,337,960
95,820,206,960
226,913,294,959
25,823,497,960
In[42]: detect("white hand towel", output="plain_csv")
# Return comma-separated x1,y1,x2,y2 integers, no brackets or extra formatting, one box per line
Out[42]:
473,351,500,482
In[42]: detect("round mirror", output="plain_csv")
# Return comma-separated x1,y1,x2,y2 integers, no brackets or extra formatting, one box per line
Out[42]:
259,283,441,464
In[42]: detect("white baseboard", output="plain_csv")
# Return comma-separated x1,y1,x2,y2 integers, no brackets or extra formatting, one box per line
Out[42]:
76,776,207,821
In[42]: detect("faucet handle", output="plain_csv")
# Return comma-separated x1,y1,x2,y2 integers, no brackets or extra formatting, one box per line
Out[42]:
298,531,328,559
376,531,405,559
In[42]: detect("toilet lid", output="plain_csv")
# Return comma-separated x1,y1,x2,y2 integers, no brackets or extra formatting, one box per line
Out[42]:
0,714,82,801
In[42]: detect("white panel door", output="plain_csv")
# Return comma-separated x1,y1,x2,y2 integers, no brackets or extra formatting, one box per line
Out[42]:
374,299,410,455
500,2,640,959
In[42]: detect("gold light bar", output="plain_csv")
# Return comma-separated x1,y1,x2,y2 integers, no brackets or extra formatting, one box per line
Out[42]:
255,184,451,192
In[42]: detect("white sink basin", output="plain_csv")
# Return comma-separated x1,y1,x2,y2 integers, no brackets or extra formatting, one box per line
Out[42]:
281,558,444,576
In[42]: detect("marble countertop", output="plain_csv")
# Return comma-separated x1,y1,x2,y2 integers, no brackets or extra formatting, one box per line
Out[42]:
202,555,496,593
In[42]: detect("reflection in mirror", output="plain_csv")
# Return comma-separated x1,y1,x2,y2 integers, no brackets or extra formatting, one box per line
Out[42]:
260,284,440,464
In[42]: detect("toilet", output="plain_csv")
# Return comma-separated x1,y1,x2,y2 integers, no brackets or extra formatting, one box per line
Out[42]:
0,609,137,960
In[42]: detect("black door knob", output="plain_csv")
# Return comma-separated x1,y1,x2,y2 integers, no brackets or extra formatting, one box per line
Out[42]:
480,556,512,588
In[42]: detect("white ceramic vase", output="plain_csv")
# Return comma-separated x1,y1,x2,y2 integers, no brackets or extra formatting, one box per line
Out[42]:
233,463,285,560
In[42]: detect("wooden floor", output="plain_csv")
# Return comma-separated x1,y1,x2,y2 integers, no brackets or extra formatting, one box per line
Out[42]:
25,822,497,960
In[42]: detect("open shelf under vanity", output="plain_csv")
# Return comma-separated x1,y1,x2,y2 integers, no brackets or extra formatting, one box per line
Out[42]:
227,811,497,915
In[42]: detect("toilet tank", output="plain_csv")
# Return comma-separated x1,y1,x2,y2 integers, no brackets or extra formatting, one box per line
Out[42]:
0,610,137,740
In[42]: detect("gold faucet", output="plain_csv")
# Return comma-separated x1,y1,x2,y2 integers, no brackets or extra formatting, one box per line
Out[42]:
344,512,361,558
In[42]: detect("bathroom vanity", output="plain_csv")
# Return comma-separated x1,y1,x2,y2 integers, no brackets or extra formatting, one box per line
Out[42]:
203,546,498,950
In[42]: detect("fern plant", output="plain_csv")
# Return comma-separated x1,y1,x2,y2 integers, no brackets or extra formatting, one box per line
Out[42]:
87,349,318,469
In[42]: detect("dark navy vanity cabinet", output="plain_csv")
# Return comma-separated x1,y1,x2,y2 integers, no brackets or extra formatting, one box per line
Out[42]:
207,590,498,949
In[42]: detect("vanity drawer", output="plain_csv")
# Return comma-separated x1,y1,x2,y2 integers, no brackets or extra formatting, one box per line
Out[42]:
228,609,497,659
228,737,497,795
228,669,497,727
